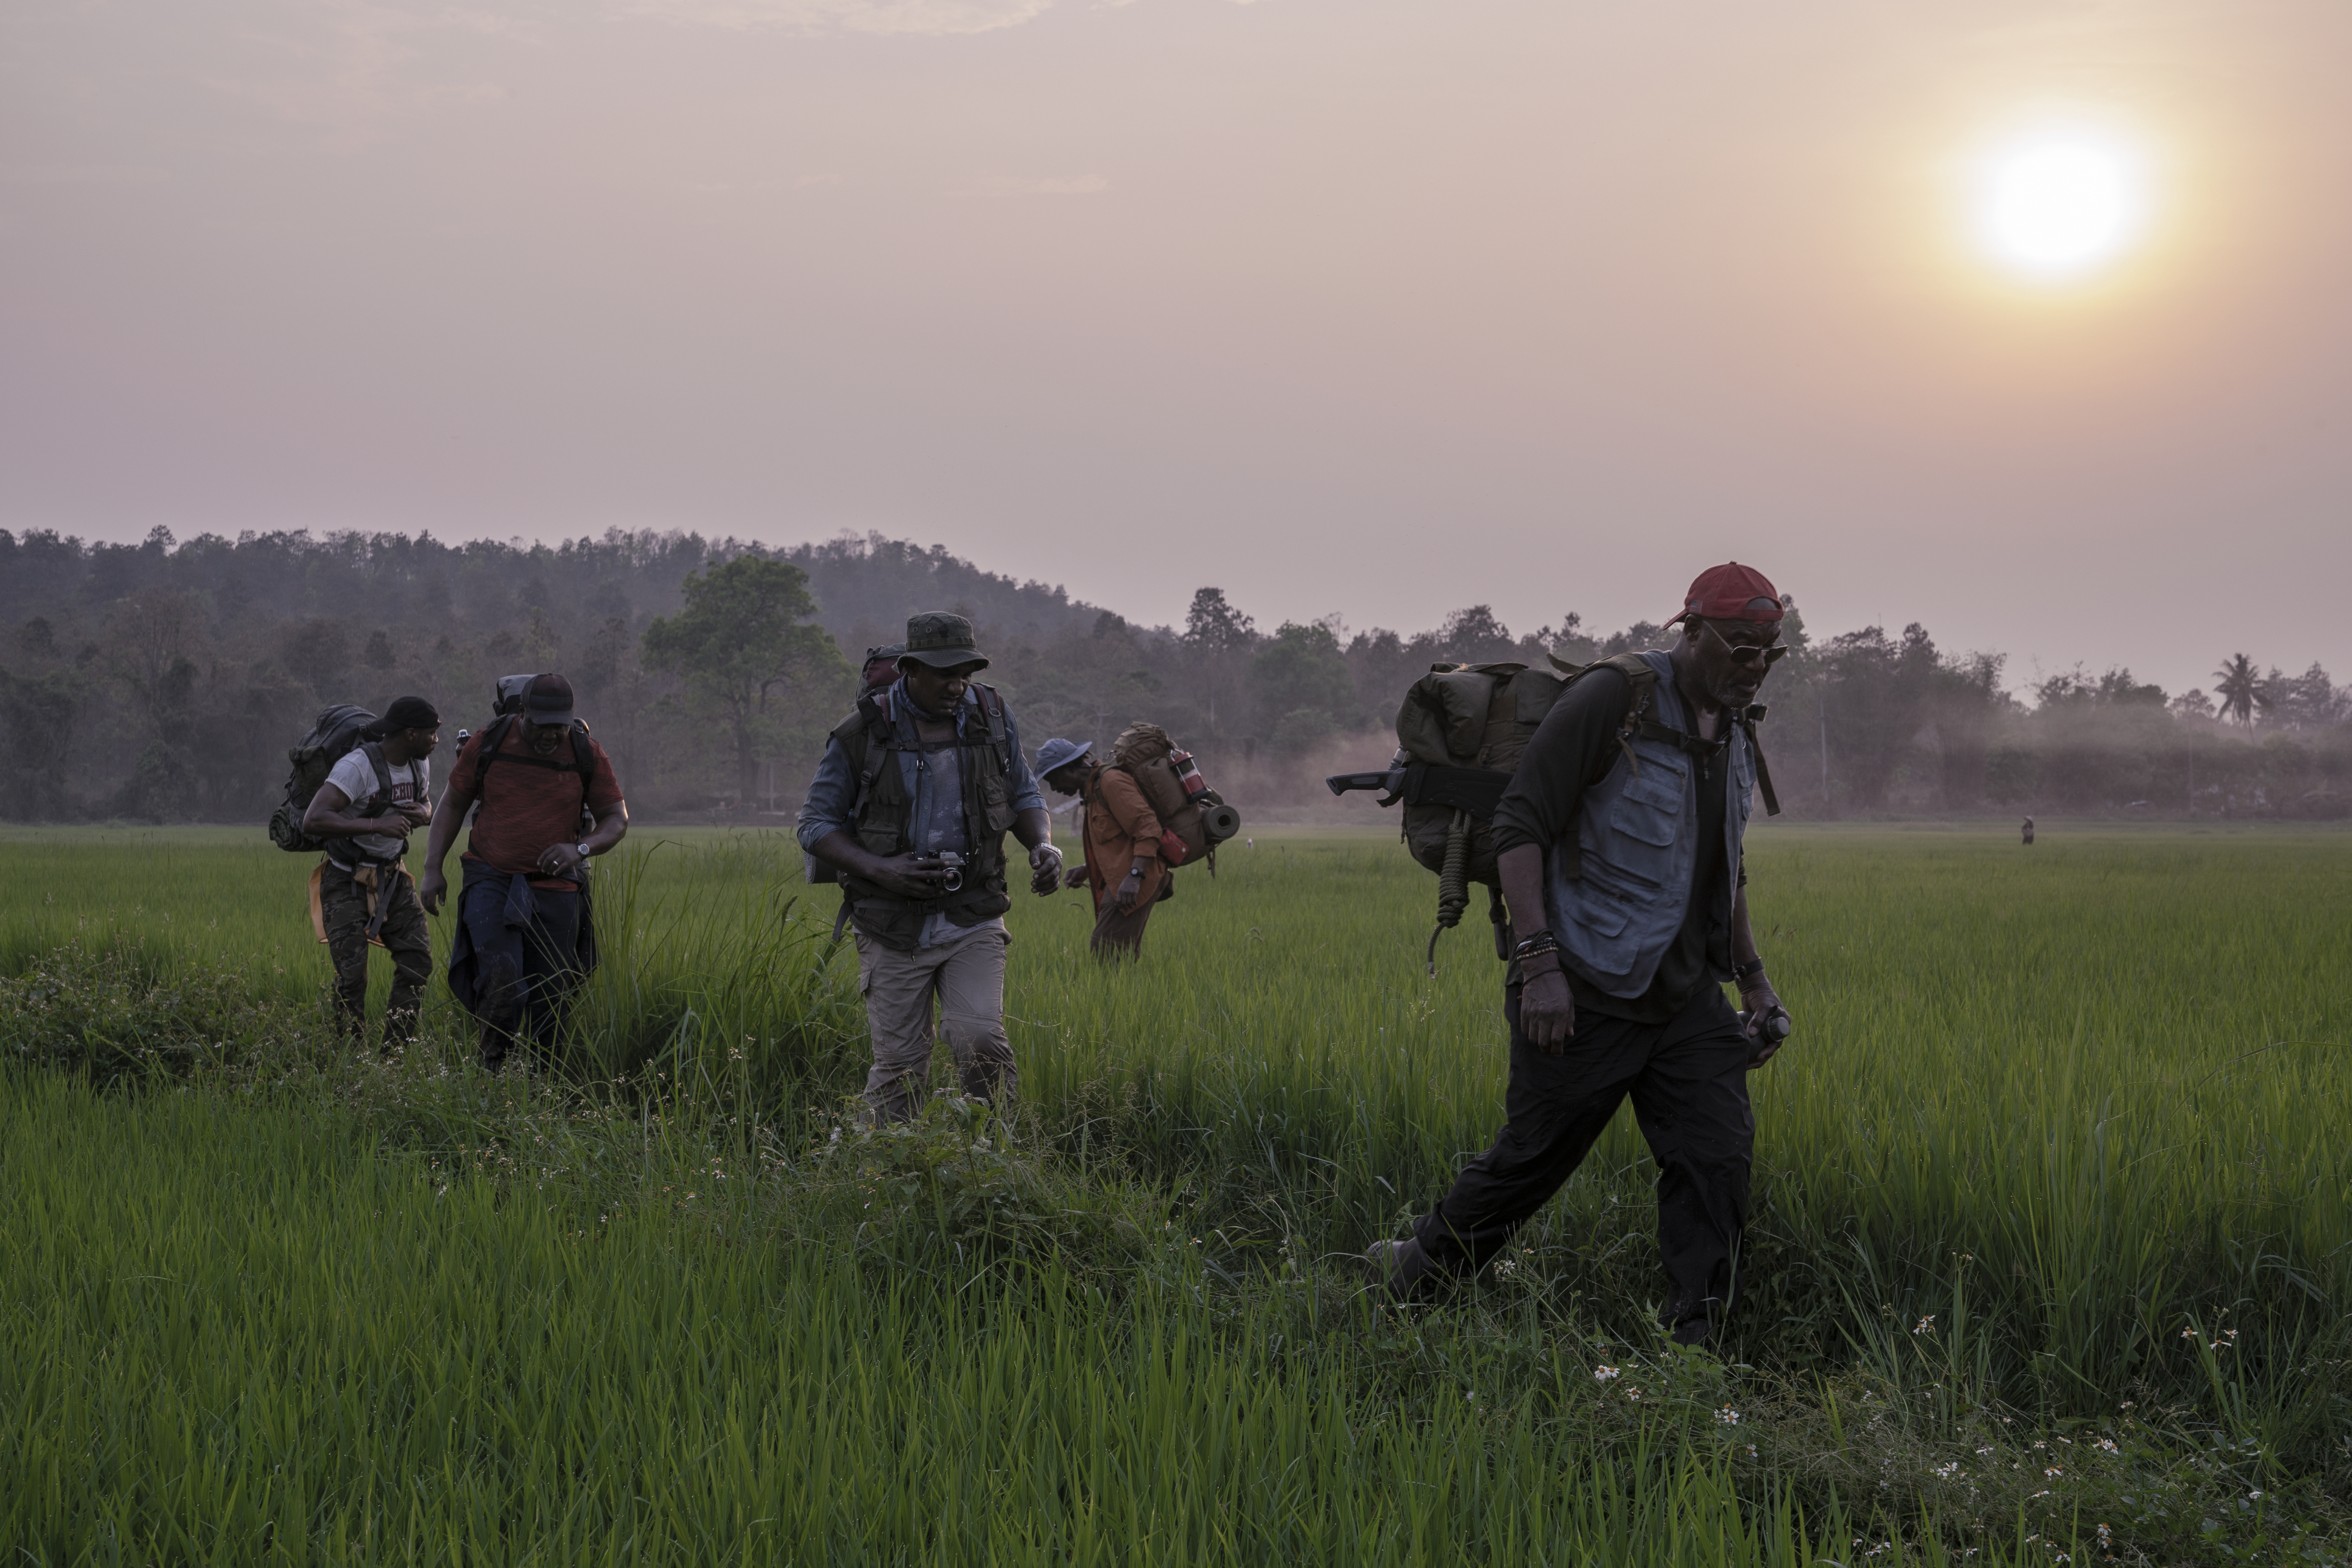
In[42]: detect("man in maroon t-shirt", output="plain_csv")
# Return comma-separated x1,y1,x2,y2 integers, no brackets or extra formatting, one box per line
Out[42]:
421,673,629,1070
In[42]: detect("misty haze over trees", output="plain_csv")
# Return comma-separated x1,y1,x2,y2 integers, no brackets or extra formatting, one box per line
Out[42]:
2,525,2346,824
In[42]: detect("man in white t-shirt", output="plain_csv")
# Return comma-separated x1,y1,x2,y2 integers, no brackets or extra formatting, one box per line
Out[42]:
302,695,442,1051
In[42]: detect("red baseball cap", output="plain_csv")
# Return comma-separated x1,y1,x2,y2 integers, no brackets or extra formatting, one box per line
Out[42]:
1667,562,1784,626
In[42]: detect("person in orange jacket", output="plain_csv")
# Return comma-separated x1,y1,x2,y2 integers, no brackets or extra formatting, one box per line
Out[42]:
1036,737,1169,960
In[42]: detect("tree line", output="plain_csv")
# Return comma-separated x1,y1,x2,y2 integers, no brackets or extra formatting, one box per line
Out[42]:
2,525,2345,823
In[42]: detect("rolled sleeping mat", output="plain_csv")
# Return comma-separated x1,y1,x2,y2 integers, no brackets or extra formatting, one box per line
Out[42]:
1202,803,1242,843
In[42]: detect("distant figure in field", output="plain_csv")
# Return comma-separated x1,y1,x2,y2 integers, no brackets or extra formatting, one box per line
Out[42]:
2022,816,2035,846
1037,736,1168,961
1365,562,1795,1348
420,674,630,1073
300,695,442,1053
798,613,1064,1123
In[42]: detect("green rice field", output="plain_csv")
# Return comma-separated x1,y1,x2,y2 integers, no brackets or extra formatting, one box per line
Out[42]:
2,822,2347,1564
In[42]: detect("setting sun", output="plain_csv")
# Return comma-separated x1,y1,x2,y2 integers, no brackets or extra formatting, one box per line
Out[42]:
1974,129,2150,283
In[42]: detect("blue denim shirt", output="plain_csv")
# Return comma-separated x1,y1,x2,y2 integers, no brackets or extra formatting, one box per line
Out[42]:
797,680,1044,947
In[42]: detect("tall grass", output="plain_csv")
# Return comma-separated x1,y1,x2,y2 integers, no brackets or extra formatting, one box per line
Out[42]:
2,823,2346,1561
7,1069,2047,1566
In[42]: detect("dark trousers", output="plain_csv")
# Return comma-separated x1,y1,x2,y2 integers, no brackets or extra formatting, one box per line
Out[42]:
1413,983,1756,1340
319,863,432,1051
457,872,584,1067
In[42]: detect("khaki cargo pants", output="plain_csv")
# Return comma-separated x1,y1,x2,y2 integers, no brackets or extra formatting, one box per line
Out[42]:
855,926,1016,1123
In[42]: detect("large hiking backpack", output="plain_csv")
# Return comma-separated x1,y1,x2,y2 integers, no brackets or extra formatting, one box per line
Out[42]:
1107,723,1241,870
1393,661,1573,968
269,704,379,853
1338,651,1781,971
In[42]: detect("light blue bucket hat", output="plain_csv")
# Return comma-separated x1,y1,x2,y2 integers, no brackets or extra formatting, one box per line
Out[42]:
1033,737,1092,779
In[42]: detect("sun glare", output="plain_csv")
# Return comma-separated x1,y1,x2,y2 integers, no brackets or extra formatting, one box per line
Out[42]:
1973,129,2149,284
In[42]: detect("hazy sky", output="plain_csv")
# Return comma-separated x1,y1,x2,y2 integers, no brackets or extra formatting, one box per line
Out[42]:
6,0,2347,697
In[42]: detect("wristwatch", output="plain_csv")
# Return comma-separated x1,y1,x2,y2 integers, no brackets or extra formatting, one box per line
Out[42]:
574,842,592,863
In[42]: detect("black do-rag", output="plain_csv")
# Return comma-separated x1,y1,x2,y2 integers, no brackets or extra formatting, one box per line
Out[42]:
383,695,441,731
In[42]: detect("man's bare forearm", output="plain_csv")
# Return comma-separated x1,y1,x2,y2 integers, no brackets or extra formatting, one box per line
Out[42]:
421,787,470,879
585,804,628,854
1012,806,1053,854
809,827,887,881
1732,883,1761,972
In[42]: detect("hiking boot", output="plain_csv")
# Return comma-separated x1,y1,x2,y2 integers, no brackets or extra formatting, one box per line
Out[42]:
1362,1236,1440,1301
1669,1314,1715,1347
1663,1290,1725,1347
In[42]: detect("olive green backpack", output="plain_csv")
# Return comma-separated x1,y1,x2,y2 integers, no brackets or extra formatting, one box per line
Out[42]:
1332,653,1666,971
1340,651,1780,970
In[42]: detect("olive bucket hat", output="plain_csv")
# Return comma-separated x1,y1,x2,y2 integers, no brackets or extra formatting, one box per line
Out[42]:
899,612,989,672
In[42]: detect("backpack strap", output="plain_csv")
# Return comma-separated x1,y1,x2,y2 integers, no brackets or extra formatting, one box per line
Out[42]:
474,714,520,783
1565,653,1782,815
1738,706,1781,817
1558,653,1664,783
828,689,900,816
970,683,1012,774
360,740,397,815
475,714,591,779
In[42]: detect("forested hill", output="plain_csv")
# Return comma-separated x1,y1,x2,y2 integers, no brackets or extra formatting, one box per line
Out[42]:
0,526,1109,822
0,528,1103,656
0,524,2346,825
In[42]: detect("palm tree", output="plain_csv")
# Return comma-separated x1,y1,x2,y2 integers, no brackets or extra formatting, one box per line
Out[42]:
2211,653,2267,727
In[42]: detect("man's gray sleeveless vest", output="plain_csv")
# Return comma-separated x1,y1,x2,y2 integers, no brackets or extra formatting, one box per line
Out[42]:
1545,650,1757,999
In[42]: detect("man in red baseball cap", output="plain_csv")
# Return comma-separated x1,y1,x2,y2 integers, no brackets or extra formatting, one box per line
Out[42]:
1367,563,1794,1348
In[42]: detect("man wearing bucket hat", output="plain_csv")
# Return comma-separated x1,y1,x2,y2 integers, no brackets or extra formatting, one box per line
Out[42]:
798,612,1062,1122
1035,736,1170,961
1366,563,1795,1347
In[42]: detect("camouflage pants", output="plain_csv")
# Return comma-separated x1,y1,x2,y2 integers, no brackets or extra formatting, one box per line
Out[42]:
320,862,432,1050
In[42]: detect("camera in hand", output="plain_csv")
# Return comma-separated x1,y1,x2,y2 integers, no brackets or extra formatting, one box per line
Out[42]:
934,851,965,893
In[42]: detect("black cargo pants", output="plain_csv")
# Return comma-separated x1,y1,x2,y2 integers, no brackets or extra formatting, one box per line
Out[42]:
1412,982,1756,1342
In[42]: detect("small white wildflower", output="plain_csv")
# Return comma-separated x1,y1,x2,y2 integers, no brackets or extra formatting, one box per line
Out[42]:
1933,1461,1962,1480
1715,1406,1740,1425
2045,1466,2063,1478
2093,1438,2118,1453
1913,1315,1936,1335
1593,1365,1620,1382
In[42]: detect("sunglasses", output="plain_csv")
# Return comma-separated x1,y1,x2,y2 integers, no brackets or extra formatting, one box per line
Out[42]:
1701,619,1789,667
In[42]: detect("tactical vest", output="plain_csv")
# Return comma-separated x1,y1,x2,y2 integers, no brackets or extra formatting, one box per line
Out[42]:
831,683,1018,952
1549,649,1775,997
